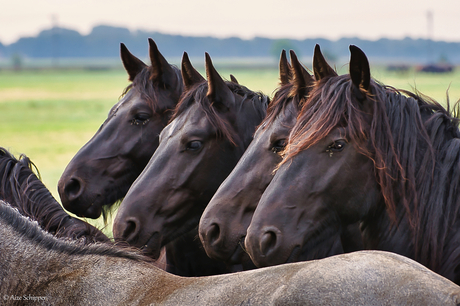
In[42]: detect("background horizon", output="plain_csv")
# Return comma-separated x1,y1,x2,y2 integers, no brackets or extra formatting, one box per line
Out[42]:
1,0,459,45
2,24,460,67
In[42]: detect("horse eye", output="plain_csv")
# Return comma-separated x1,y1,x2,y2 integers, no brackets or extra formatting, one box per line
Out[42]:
186,140,203,151
271,139,287,153
131,113,151,126
327,140,346,152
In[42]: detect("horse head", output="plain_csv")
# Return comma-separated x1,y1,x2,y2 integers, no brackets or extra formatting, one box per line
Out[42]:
199,50,313,265
245,45,373,267
113,53,268,259
58,39,183,219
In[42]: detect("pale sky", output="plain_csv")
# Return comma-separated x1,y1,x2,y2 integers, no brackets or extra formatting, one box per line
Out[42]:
1,0,459,45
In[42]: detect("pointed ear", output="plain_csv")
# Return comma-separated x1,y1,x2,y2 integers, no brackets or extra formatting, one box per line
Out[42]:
349,45,370,91
313,44,337,81
290,50,314,97
279,50,292,85
205,52,235,111
181,52,205,91
148,38,178,87
230,74,239,84
120,43,147,82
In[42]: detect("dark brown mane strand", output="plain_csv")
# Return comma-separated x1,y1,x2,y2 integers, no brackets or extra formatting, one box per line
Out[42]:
120,65,183,114
282,74,460,270
257,82,303,132
283,75,369,159
170,81,269,146
0,148,108,243
0,200,148,261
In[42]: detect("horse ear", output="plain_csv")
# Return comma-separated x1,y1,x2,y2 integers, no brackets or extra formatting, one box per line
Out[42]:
181,52,205,91
279,50,292,86
290,50,313,97
313,44,337,81
230,74,239,84
120,43,147,82
148,38,178,87
349,45,370,91
205,52,235,111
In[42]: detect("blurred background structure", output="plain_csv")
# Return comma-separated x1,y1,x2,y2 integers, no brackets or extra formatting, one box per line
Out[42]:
0,0,459,70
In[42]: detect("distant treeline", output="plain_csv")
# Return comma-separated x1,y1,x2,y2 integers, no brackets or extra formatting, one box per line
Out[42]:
1,25,460,64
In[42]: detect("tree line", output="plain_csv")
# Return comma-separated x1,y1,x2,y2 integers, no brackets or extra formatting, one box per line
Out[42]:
0,25,459,65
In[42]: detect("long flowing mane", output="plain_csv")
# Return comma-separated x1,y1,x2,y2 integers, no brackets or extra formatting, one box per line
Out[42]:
283,74,460,271
0,148,108,243
170,81,269,146
0,200,146,261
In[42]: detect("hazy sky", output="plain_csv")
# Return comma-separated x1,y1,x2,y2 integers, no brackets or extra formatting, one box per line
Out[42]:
1,0,459,45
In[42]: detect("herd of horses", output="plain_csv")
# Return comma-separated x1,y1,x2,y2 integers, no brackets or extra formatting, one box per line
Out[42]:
2,38,460,304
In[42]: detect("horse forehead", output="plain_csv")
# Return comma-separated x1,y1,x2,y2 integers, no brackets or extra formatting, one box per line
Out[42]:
254,101,297,138
109,91,144,116
161,105,209,139
254,118,280,141
182,104,209,127
283,101,299,122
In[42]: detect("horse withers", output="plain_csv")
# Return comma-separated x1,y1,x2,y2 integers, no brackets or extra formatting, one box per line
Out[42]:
1,201,459,305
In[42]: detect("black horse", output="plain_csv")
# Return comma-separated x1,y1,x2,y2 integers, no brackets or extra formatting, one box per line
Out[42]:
58,38,184,220
113,53,269,275
246,45,460,285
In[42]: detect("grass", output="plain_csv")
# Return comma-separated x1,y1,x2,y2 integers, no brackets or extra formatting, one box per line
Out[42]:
1,65,459,236
0,69,130,234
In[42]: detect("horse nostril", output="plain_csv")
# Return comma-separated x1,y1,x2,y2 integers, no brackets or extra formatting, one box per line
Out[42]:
120,217,141,243
260,231,277,256
64,178,84,202
206,223,221,246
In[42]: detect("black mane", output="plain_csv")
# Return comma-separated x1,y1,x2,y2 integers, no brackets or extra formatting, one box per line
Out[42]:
0,147,108,242
285,73,460,272
121,65,183,113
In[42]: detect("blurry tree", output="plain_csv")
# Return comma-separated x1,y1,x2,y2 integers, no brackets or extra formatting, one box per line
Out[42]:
438,54,450,64
11,53,22,71
270,39,299,60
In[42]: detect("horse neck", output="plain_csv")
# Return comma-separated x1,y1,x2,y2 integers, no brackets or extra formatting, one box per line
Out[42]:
0,214,188,304
2,251,181,304
360,198,415,259
165,229,231,276
360,96,460,275
0,215,69,295
361,188,460,283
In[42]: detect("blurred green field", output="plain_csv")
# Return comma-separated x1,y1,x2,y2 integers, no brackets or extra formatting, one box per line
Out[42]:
1,65,459,235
